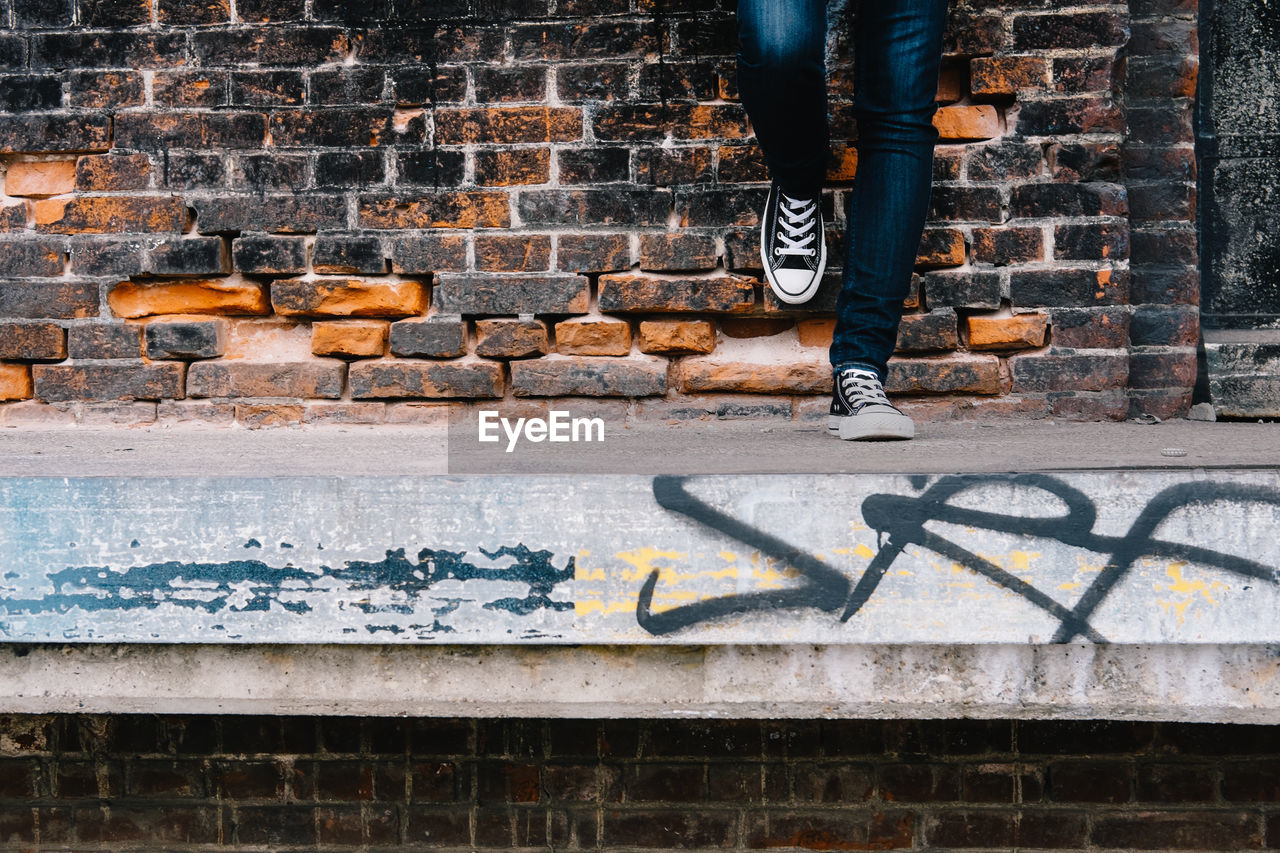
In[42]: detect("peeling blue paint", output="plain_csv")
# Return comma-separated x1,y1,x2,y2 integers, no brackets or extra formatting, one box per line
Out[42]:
1,542,574,624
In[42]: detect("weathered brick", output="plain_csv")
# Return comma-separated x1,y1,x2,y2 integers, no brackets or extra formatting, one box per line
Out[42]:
435,106,582,144
474,149,550,186
1014,97,1125,136
147,237,230,276
349,360,503,399
743,810,912,850
359,192,510,229
558,147,630,184
639,234,718,272
557,234,630,273
311,320,389,359
144,317,228,360
0,202,27,232
966,313,1048,350
1012,12,1129,50
896,308,960,353
475,317,551,358
391,147,468,189
34,362,184,401
519,189,672,228
916,229,965,268
187,360,342,398
510,356,666,397
678,357,828,394
232,235,308,275
109,279,270,318
386,233,468,275
76,153,152,191
1010,352,1128,392
0,114,111,153
1091,812,1261,850
313,235,386,274
594,103,748,141
555,317,631,356
1129,305,1197,347
1010,268,1129,308
1048,307,1131,349
34,196,188,234
1,239,66,276
888,355,1002,395
1128,349,1197,389
389,317,466,358
270,278,427,318
0,363,33,400
0,280,99,319
192,195,348,233
0,322,66,361
970,56,1049,95
68,323,143,359
434,274,589,315
599,274,754,314
922,271,1002,311
1055,223,1130,262
475,234,552,272
972,227,1045,266
637,320,715,355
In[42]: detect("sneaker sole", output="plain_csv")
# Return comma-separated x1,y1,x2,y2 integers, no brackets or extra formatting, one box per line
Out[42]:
827,413,915,441
760,191,826,305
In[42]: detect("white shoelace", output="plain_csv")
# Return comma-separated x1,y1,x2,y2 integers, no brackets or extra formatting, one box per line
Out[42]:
838,369,893,409
774,192,818,257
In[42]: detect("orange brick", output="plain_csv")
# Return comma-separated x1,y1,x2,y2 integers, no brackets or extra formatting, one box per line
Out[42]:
797,318,835,348
108,279,271,318
637,320,715,354
555,317,631,356
966,313,1048,350
826,144,858,182
311,320,389,358
678,358,830,394
35,196,187,233
0,363,33,400
5,160,76,197
271,278,427,318
933,105,1001,141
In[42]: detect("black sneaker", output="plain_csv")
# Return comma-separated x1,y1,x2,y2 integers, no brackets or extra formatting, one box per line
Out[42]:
827,367,914,441
760,181,826,305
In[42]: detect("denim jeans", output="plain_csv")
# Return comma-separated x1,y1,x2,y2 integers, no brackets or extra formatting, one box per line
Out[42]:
737,0,949,381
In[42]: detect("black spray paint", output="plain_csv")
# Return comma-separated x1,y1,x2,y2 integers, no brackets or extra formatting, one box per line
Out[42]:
640,473,1280,641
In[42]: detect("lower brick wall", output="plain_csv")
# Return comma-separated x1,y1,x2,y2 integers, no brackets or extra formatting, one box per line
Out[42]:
2,715,1279,849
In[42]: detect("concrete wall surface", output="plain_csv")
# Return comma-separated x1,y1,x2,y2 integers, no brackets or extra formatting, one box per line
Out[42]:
6,642,1280,722
4,470,1280,645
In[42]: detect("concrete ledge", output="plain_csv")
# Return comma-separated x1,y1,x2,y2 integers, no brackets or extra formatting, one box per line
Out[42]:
4,643,1280,722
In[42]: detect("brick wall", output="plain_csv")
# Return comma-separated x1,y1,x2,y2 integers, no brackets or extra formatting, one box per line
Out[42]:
0,0,1199,427
3,715,1280,848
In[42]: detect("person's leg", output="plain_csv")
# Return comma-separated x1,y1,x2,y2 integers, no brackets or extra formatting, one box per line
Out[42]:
829,0,949,381
736,0,828,199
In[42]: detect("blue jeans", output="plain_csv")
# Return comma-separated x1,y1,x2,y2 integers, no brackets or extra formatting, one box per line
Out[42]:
737,0,949,381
